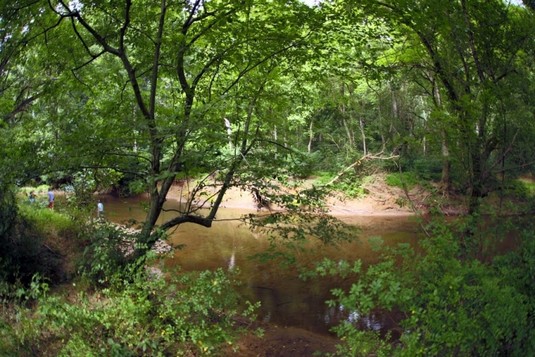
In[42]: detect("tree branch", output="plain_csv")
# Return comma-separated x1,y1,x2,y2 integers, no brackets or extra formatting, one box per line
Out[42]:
326,152,399,186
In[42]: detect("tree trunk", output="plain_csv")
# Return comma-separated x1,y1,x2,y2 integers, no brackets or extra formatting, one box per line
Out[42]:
469,150,483,214
359,116,367,155
307,118,314,153
441,130,451,191
433,80,451,191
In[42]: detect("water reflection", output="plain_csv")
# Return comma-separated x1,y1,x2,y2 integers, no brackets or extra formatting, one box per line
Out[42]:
228,250,236,270
331,306,381,331
104,195,421,336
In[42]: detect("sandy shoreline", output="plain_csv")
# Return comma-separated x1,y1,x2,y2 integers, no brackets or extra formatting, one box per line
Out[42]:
164,182,421,217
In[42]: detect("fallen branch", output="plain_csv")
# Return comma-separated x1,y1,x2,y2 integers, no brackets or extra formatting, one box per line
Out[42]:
326,152,399,186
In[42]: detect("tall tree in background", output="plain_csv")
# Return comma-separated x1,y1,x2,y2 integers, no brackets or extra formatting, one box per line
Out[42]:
297,1,401,170
352,0,535,212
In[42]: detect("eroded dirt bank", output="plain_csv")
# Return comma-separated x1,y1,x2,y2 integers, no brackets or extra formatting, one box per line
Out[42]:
165,174,444,218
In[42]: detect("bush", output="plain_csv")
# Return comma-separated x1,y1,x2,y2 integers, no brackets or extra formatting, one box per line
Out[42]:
310,219,535,356
385,172,420,189
501,179,532,199
288,151,324,178
4,267,258,356
332,176,369,198
411,158,442,181
77,223,133,287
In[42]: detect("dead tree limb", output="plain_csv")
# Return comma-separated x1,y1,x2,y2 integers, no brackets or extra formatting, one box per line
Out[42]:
326,152,399,186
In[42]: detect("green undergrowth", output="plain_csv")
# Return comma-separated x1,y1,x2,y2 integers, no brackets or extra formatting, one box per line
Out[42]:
305,217,535,356
522,181,535,194
18,204,76,236
313,172,374,198
513,177,535,197
385,171,421,190
1,199,259,356
1,265,259,356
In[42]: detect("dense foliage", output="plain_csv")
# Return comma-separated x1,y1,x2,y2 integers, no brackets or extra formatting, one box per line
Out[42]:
1,0,533,241
1,0,534,355
309,218,535,356
1,266,257,356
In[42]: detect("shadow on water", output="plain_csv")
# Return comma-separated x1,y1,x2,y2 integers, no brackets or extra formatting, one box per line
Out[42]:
104,195,423,336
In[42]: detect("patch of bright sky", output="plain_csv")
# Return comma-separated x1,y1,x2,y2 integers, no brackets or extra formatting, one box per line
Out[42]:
299,0,321,7
70,0,82,11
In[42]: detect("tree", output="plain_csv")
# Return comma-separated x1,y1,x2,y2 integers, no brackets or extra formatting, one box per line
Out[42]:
289,1,403,173
0,0,57,181
523,0,535,11
350,0,535,212
42,0,319,252
0,1,64,277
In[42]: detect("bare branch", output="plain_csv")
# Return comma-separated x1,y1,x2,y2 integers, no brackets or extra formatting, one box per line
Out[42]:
326,152,399,186
2,93,41,123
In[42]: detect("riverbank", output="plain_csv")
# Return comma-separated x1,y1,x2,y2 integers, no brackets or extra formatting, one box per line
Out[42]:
165,174,453,217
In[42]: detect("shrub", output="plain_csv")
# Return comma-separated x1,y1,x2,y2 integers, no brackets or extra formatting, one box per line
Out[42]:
385,172,420,189
333,176,368,198
411,158,442,181
77,223,132,287
502,179,531,199
310,220,535,356
5,267,258,356
288,151,324,178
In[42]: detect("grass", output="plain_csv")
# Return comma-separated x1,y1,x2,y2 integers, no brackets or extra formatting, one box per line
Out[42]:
385,172,420,190
18,184,49,196
518,177,535,196
18,203,75,236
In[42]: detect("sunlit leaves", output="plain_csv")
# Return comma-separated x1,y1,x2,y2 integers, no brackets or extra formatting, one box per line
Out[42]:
311,219,535,356
5,266,255,355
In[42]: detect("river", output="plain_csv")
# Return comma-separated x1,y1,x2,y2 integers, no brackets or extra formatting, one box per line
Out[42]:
104,195,422,336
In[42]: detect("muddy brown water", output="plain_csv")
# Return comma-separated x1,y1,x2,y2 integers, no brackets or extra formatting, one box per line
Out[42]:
103,195,422,336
